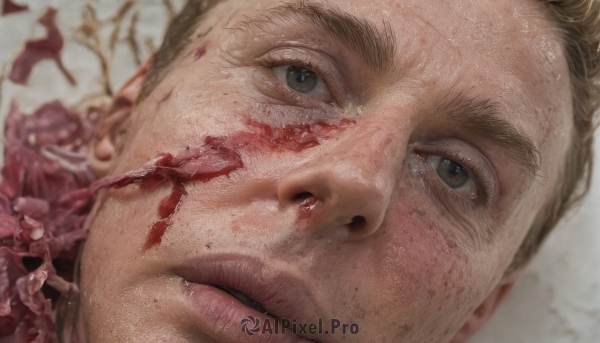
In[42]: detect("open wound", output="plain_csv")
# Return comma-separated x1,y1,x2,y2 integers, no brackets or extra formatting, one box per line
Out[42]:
90,119,354,250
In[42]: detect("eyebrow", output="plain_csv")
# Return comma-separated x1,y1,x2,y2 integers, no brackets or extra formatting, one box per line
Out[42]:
236,0,397,74
435,91,541,177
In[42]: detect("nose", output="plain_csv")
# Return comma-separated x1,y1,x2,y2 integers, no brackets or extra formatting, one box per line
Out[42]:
277,124,400,240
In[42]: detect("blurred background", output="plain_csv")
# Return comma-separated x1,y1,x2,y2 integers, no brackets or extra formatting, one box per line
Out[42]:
0,0,598,342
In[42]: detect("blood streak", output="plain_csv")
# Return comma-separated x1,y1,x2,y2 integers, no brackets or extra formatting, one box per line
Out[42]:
91,119,354,250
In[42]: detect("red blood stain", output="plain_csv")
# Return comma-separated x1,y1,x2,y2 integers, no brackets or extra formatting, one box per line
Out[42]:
91,119,354,250
211,119,354,152
299,196,318,220
146,219,170,250
194,46,207,61
146,180,187,249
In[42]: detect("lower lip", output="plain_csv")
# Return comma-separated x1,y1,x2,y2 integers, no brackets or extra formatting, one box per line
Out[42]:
188,284,317,343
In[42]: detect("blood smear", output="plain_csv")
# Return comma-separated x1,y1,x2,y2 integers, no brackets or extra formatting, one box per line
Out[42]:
91,119,354,250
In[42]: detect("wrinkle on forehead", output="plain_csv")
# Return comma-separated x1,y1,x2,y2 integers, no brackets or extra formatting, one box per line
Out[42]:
390,0,570,139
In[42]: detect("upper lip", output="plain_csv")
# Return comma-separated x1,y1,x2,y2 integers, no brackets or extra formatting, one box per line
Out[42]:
174,253,327,342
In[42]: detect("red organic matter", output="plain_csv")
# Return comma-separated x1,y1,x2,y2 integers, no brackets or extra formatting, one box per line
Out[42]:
0,101,97,341
9,8,76,85
1,0,28,16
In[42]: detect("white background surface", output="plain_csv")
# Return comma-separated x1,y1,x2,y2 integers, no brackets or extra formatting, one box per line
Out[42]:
1,1,599,342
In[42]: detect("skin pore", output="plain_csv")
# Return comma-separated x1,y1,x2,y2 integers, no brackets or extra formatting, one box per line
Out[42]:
79,0,573,342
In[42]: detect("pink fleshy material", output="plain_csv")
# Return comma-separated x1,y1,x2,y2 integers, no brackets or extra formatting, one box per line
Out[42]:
0,100,96,341
1,0,29,16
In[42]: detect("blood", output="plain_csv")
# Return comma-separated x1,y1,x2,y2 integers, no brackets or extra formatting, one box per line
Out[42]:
194,46,207,61
144,180,187,249
299,196,318,220
91,119,354,250
217,119,354,152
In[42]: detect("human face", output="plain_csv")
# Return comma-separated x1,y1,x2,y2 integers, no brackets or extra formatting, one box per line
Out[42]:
78,0,573,342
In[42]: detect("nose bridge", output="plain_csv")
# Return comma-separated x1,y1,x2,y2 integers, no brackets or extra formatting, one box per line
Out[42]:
277,120,403,240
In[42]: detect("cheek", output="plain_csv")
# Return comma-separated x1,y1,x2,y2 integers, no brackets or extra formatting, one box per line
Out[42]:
368,200,480,337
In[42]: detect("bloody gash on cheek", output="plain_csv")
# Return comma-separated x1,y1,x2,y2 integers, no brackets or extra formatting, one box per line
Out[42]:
91,119,354,250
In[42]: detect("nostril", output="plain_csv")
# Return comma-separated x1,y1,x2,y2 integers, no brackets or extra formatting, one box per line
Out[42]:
347,215,367,230
293,192,314,202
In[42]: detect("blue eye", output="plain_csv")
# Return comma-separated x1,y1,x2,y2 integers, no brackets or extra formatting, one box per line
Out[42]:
286,66,318,93
273,65,332,103
426,155,477,199
436,158,469,188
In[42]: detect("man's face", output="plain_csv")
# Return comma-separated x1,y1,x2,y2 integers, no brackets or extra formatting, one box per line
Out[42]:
78,0,573,342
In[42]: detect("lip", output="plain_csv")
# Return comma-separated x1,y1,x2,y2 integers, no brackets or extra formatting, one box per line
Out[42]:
175,254,328,343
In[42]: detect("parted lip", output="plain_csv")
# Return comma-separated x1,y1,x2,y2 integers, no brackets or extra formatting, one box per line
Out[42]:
174,253,328,342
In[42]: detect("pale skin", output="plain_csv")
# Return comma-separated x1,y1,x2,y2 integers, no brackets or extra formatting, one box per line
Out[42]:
79,0,573,342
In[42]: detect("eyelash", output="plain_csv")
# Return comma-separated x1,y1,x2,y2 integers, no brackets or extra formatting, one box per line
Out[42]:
418,149,494,209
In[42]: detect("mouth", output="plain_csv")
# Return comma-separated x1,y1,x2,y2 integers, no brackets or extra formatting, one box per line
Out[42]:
214,285,269,315
177,254,326,343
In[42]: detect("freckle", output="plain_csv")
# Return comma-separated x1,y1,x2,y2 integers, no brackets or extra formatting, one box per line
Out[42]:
223,92,228,96
428,289,436,298
446,238,457,249
205,242,212,249
195,46,207,61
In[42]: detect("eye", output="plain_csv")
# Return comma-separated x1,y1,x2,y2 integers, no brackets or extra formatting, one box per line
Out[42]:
285,66,317,93
427,155,477,198
273,65,333,102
